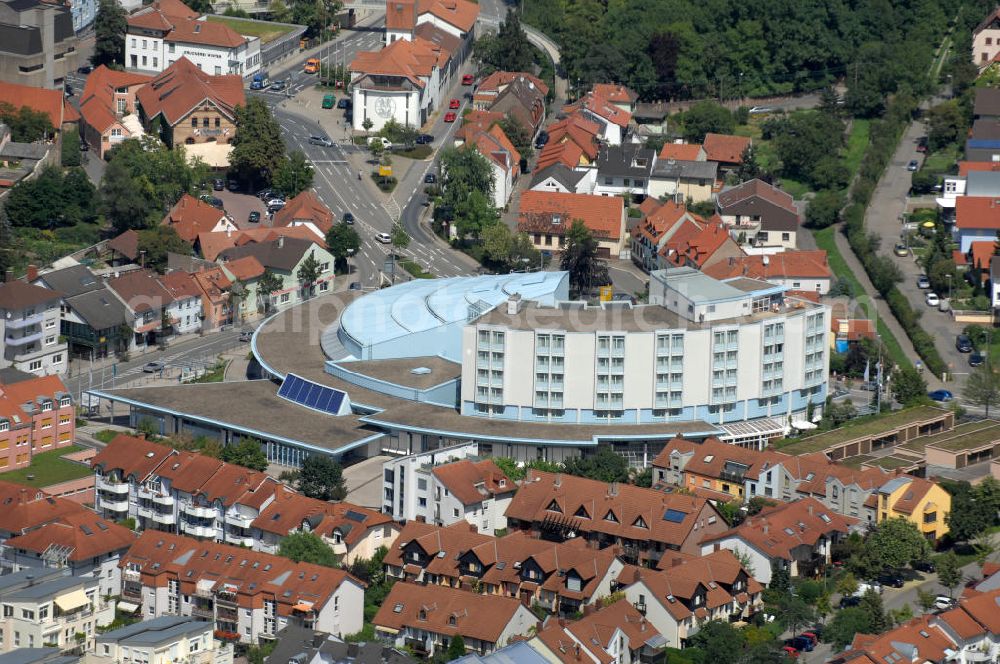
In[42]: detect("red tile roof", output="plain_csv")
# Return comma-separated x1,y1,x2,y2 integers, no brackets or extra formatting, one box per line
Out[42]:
659,143,704,161
431,459,514,506
107,229,140,261
222,255,265,282
455,110,504,142
959,161,1000,176
197,226,323,261
518,191,624,241
847,615,955,664
273,190,334,235
537,599,660,664
106,269,175,313
7,511,136,561
661,217,738,268
956,196,1000,230
163,194,230,243
703,133,752,165
79,66,152,134
128,0,247,48
0,280,62,311
475,71,549,98
717,177,796,212
158,270,202,301
91,434,177,482
0,80,76,128
385,521,492,576
469,124,521,177
0,374,71,436
831,318,876,341
591,83,637,105
417,0,479,32
0,480,87,536
385,0,416,30
136,57,245,127
350,37,450,87
703,250,831,281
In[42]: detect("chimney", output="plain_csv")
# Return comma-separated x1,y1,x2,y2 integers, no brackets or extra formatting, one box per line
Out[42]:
553,473,561,488
506,294,522,315
609,482,618,497
26,265,38,282
807,504,814,515
762,524,768,534
278,236,285,249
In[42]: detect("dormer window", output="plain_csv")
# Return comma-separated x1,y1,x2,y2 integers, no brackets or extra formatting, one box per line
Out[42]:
41,402,52,412
448,615,457,626
574,506,590,519
418,609,426,620
633,516,647,529
552,214,561,225
604,510,619,523
547,500,562,513
498,479,506,488
59,398,71,408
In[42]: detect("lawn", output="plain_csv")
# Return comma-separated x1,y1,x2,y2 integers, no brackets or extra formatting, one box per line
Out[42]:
395,145,433,160
2,445,91,487
923,144,961,174
94,429,119,444
814,227,910,370
205,16,293,44
843,120,871,177
401,260,434,279
191,359,229,384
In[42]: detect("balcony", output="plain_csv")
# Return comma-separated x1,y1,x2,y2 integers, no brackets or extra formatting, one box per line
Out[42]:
191,604,214,619
225,513,254,529
152,493,174,506
5,330,43,346
224,532,254,547
181,522,217,538
182,503,217,519
5,312,43,330
137,505,154,519
963,650,991,662
97,477,130,494
99,497,129,512
152,511,176,525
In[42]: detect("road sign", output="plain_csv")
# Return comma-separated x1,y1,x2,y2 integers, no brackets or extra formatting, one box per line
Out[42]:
378,165,393,177
599,285,613,302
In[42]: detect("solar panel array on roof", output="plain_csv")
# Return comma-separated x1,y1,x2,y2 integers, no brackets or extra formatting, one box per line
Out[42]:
344,510,368,523
277,373,348,415
663,509,687,523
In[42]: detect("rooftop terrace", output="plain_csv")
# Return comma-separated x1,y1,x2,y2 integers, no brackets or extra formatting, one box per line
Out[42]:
774,406,951,455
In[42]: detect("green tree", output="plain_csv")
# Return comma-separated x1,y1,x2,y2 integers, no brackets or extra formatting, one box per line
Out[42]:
632,467,653,488
273,151,314,198
93,0,126,67
440,146,495,202
256,269,283,314
278,532,339,567
136,225,190,271
682,101,734,141
964,366,1000,418
688,621,745,664
805,189,845,229
926,100,966,151
230,98,286,188
296,253,322,297
498,116,534,159
776,596,814,635
891,367,928,406
0,206,13,278
0,102,54,142
297,454,347,501
378,119,419,148
6,166,97,229
560,220,609,297
269,0,293,22
100,159,157,233
859,590,889,634
562,447,629,483
446,634,466,660
732,144,760,183
863,517,930,573
390,222,410,251
362,118,373,135
290,0,341,39
473,9,534,73
220,438,268,471
826,607,871,648
936,551,964,598
61,130,81,167
453,190,499,241
916,588,936,614
772,112,845,188
325,224,361,272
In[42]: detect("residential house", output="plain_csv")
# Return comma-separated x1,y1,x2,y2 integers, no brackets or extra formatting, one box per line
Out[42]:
830,317,876,350
505,470,727,564
472,71,548,110
716,178,800,251
78,66,152,159
120,530,365,643
465,125,521,209
251,486,399,562
703,250,834,294
700,497,859,584
196,226,325,262
0,374,75,472
0,480,88,544
528,163,595,195
876,476,950,542
383,521,492,584
658,143,706,162
136,57,245,166
106,230,141,267
163,194,237,244
593,144,655,199
629,200,704,272
488,76,546,139
372,581,536,657
191,267,232,330
0,568,114,653
0,281,66,376
90,434,176,524
85,616,233,664
3,511,136,597
125,0,260,78
105,269,175,350
657,217,744,271
217,236,336,309
974,86,1000,122
381,441,481,519
702,133,751,172
648,158,719,204
219,256,265,323
0,81,79,133
383,0,478,60
273,191,335,237
530,599,666,664
518,191,626,258
455,110,504,143
591,83,637,114
0,124,50,189
954,239,996,284
159,271,203,336
536,114,600,172
563,87,633,145
0,0,79,89
264,625,417,664
615,549,762,648
954,196,1000,253
31,264,130,359
652,436,786,502
974,8,1000,67
0,648,73,664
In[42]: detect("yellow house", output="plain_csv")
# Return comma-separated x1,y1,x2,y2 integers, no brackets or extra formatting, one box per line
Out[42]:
876,476,951,541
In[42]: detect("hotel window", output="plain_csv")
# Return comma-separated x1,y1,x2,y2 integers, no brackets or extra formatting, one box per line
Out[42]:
142,39,147,49
153,58,158,68
202,118,210,127
131,38,136,47
45,336,55,345
215,118,221,128
169,43,175,53
142,56,147,67
29,360,42,371
191,117,198,127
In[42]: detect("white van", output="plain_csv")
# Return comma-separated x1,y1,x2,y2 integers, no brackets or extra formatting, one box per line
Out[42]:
369,136,392,150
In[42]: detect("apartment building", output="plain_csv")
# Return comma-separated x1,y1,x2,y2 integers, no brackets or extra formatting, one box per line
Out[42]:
530,599,666,664
0,481,87,544
0,281,66,376
382,442,480,521
85,616,233,664
0,568,115,653
120,531,364,643
0,373,75,473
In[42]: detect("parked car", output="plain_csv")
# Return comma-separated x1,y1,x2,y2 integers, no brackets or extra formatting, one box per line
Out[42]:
424,173,437,184
855,581,882,596
257,189,283,201
239,329,253,342
308,135,334,147
369,136,392,150
917,136,928,153
322,94,335,109
462,74,474,85
270,80,287,91
925,292,940,307
248,211,261,223
143,361,165,373
917,274,930,289
749,106,776,114
912,560,936,573
956,334,974,352
64,84,74,97
894,243,909,257
799,632,819,645
77,65,93,74
375,232,392,244
342,212,354,225
337,98,351,109
266,197,286,209
200,194,224,209
535,130,550,149
928,389,954,402
782,646,799,659
878,572,904,589
449,98,460,109
213,178,225,191
348,282,361,290
970,351,985,367
934,595,955,611
839,595,861,608
444,112,457,122
227,179,239,191
416,133,434,144
907,159,919,171
787,637,813,653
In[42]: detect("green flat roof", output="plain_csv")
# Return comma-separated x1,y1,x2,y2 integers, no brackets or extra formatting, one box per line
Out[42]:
867,456,919,470
774,406,951,455
900,420,997,453
926,424,1000,452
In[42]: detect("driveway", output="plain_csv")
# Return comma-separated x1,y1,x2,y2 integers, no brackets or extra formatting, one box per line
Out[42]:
215,189,268,229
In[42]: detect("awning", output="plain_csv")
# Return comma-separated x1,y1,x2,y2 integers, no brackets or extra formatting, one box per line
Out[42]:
292,602,314,612
184,141,233,168
117,601,140,613
55,589,90,612
377,627,400,635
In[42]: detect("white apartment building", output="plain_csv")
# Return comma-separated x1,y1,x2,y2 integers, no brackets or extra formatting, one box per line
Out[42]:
86,616,233,664
0,282,67,376
460,266,830,426
0,568,115,653
382,442,479,520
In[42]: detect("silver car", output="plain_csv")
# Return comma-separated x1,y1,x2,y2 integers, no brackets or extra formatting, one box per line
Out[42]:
308,135,334,147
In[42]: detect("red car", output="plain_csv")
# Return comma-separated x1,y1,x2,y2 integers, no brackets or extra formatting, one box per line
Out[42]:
444,112,457,122
449,98,460,109
782,647,799,659
462,74,474,85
